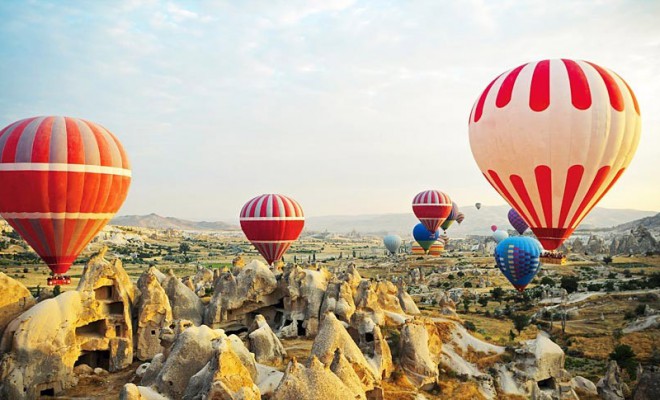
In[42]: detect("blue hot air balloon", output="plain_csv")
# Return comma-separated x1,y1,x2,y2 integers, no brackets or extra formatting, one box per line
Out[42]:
494,237,543,292
383,235,403,255
492,229,509,243
413,223,439,252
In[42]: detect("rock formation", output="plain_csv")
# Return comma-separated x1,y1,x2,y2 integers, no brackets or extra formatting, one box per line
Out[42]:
0,247,135,398
162,270,204,326
310,312,378,391
398,319,441,389
271,357,357,400
597,360,626,400
633,366,660,399
205,260,280,330
136,268,173,361
248,314,286,366
0,272,35,339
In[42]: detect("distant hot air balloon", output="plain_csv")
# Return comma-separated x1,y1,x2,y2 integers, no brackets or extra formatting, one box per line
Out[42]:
383,235,402,255
508,208,529,235
456,212,465,224
240,194,304,266
494,236,543,292
475,203,482,210
492,229,509,243
440,201,459,232
412,190,452,233
469,59,641,250
0,116,132,285
491,225,498,232
412,223,439,253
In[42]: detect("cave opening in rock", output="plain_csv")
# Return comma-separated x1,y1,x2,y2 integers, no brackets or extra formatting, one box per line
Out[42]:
39,387,55,396
537,377,556,390
108,301,124,315
296,320,306,336
365,331,375,343
75,350,111,370
94,285,114,301
76,319,106,338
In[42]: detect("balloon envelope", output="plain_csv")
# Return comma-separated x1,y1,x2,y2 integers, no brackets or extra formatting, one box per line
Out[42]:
492,229,509,243
469,59,641,250
491,225,498,232
412,190,452,233
494,236,543,292
475,203,482,210
412,223,439,252
240,194,304,265
383,235,402,255
508,208,529,235
456,212,465,224
440,202,459,232
0,116,131,279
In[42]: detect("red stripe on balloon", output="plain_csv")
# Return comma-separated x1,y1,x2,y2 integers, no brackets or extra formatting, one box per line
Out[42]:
561,59,591,110
557,165,584,228
534,165,553,227
1,119,31,162
586,62,624,112
485,170,532,225
473,75,500,123
32,118,54,162
529,60,550,112
568,165,611,228
510,174,542,227
571,168,627,229
495,64,525,108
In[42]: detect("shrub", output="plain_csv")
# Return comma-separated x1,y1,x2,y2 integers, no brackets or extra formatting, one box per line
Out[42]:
609,345,638,379
560,276,579,293
464,321,476,331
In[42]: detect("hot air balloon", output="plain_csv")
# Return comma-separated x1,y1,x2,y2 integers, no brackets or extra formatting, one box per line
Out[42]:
456,212,465,224
412,223,439,253
491,225,498,232
508,208,529,235
492,229,509,243
383,235,402,255
412,190,452,233
469,59,641,250
240,194,304,266
0,116,132,285
494,236,542,292
440,202,459,232
475,203,482,210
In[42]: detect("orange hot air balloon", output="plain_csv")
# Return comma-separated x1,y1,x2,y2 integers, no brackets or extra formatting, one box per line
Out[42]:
469,59,641,250
0,116,131,284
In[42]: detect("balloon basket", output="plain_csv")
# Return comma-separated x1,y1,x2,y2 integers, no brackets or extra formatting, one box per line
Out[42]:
47,275,72,286
540,252,567,265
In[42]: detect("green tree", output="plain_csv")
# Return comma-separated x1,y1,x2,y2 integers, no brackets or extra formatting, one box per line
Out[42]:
179,242,191,255
560,276,579,293
603,256,613,265
478,297,489,308
635,304,646,316
464,281,473,288
462,298,471,313
509,329,516,341
511,314,531,335
53,285,62,297
540,276,555,286
609,344,638,379
491,287,505,303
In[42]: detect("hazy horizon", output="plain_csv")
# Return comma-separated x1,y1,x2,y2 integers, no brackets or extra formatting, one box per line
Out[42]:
1,1,659,219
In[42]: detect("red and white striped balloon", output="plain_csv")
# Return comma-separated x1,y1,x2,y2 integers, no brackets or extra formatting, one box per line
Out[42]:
239,194,304,265
0,116,131,277
469,59,641,250
412,190,452,233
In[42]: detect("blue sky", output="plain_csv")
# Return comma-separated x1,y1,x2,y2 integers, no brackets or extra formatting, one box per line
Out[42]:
0,0,658,220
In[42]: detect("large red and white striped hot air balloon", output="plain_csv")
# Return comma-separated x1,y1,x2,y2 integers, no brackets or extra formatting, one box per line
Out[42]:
412,190,452,233
240,194,304,266
469,59,641,250
0,116,131,285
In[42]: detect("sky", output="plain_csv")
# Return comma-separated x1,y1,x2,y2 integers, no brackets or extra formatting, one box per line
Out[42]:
0,0,659,221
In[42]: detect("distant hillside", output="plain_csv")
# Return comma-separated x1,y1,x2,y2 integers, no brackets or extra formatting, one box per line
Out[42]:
111,214,239,231
610,212,660,232
305,206,658,237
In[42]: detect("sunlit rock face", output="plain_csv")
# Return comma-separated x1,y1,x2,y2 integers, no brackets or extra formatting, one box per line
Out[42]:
0,247,135,399
0,273,36,339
